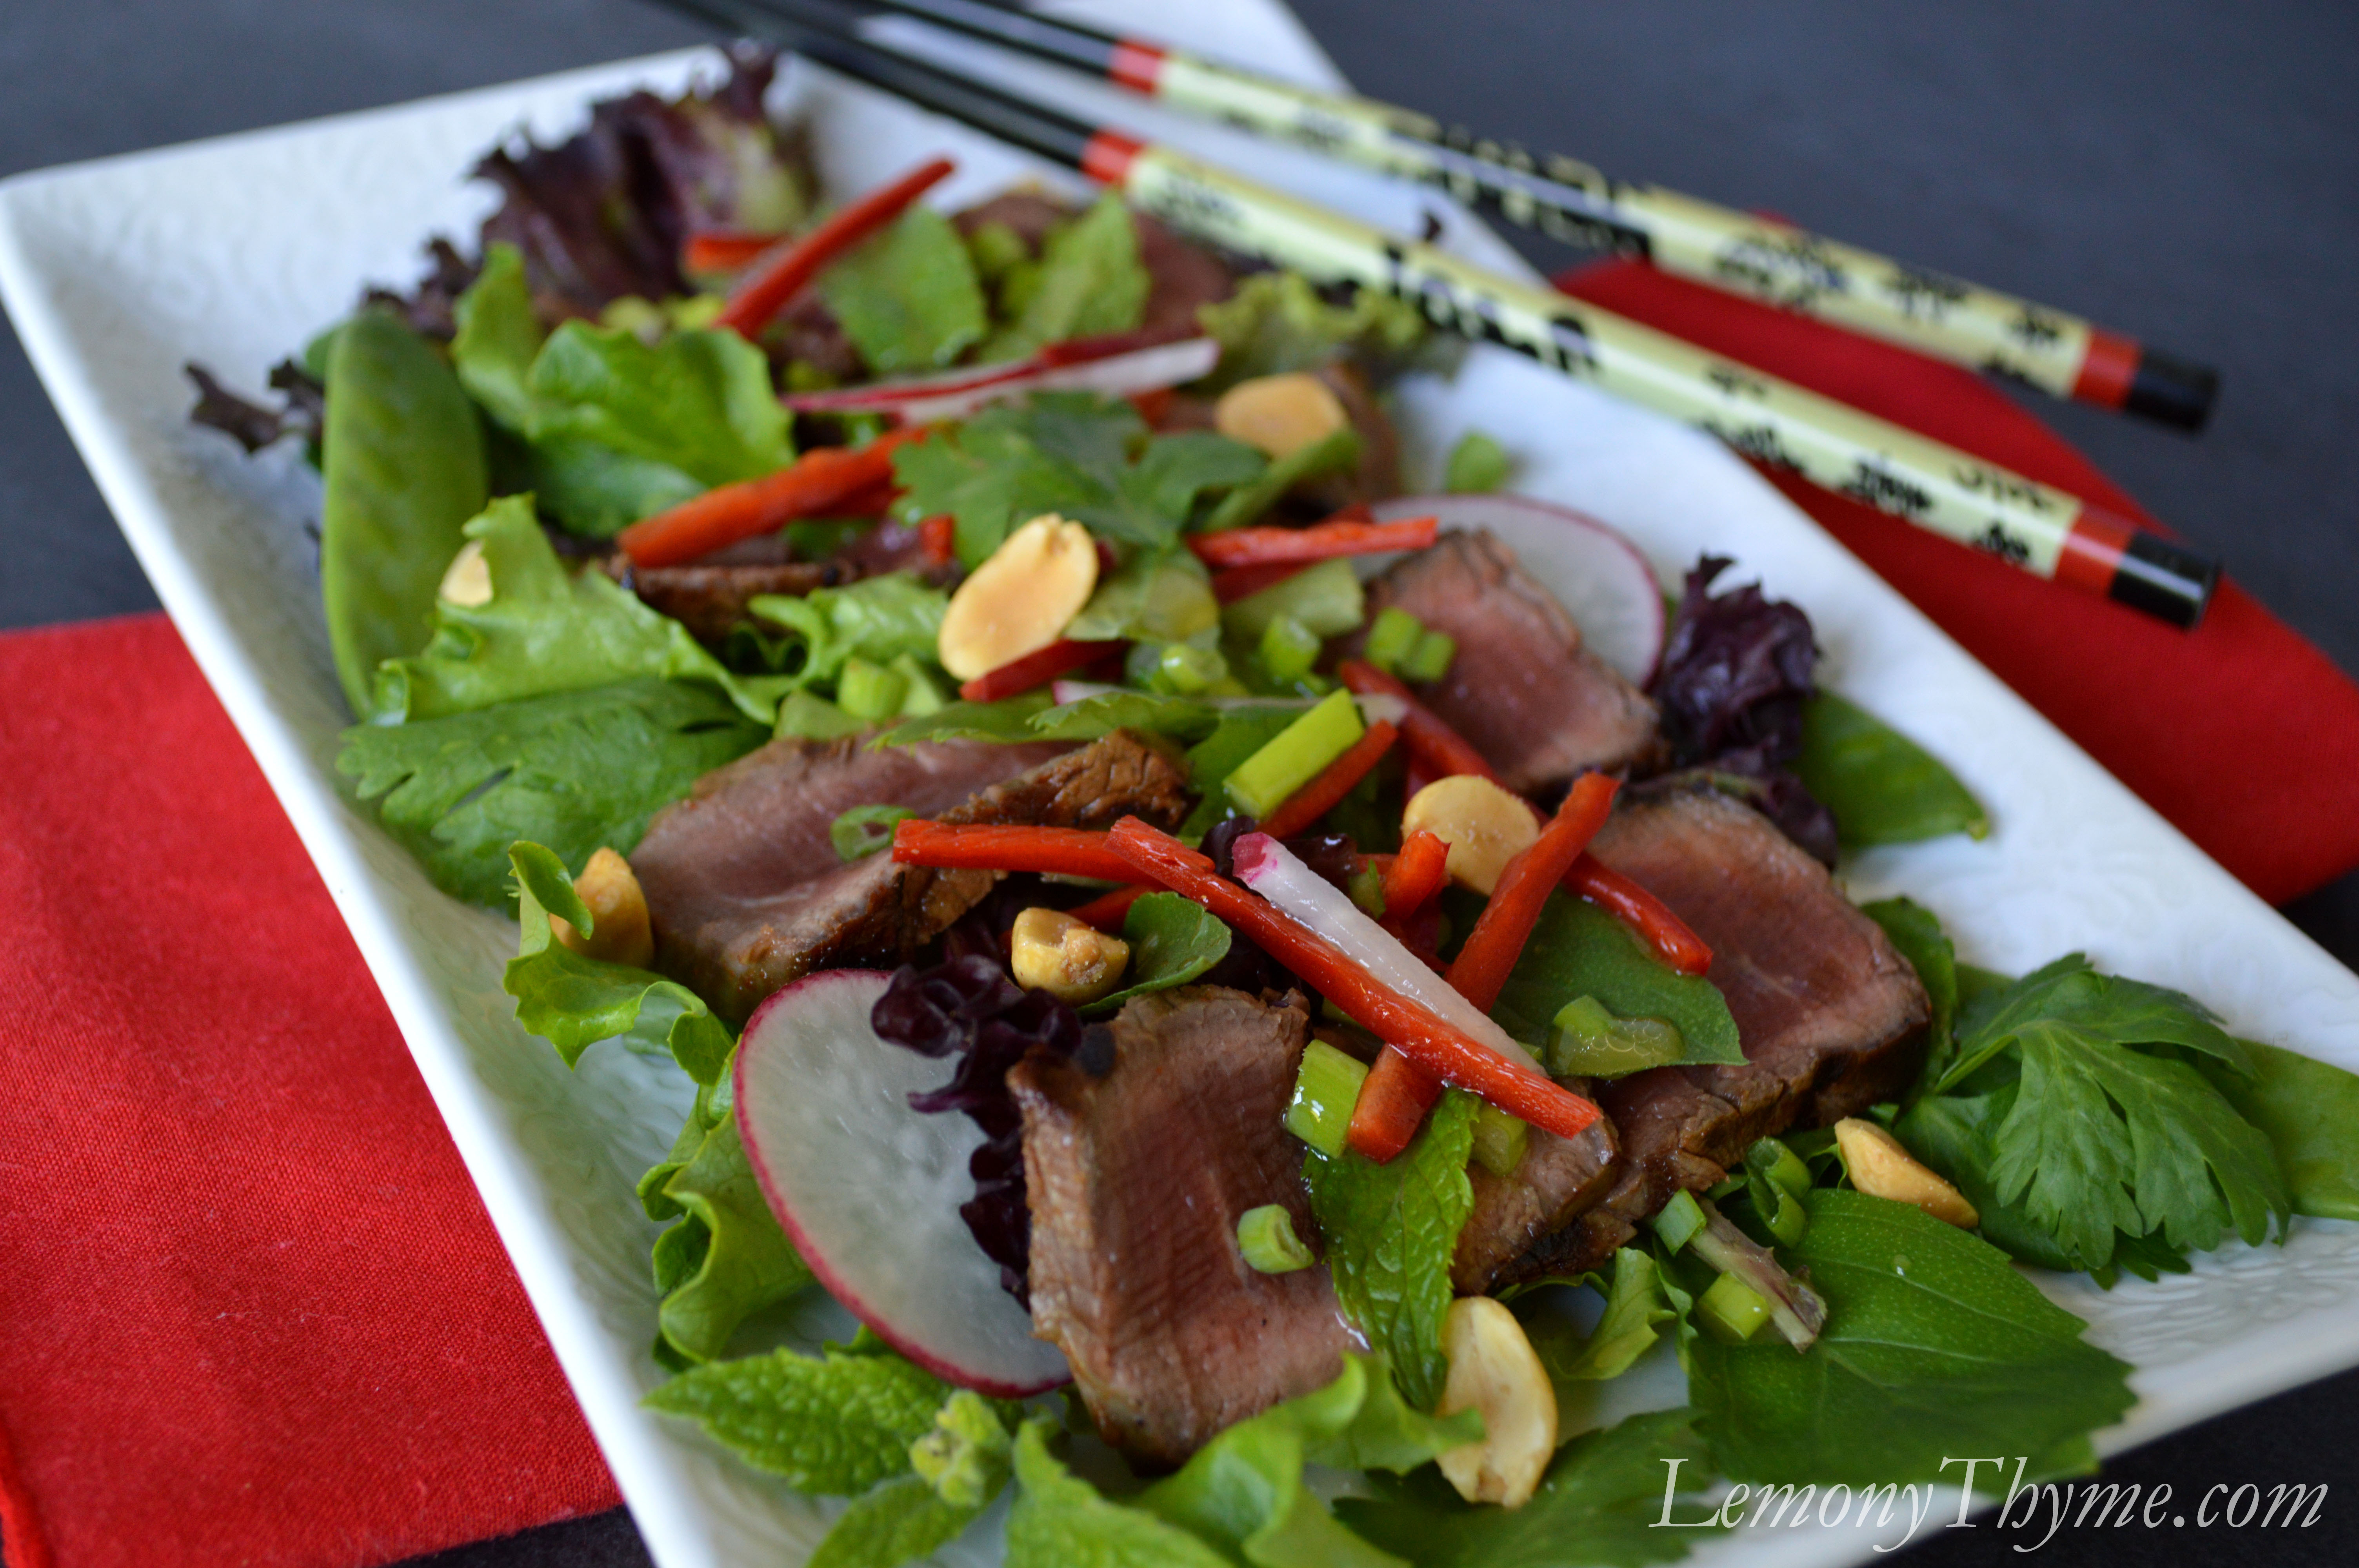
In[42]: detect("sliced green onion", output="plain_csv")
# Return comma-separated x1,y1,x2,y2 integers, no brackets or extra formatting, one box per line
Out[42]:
1258,613,1323,684
1654,1189,1707,1254
1400,628,1458,683
1225,687,1364,818
775,688,865,740
1345,860,1387,919
1547,995,1687,1078
1749,1173,1809,1247
1286,1040,1369,1158
831,803,915,862
1745,1137,1813,1201
891,653,947,717
1470,1103,1530,1178
1236,1203,1316,1274
837,657,911,722
1221,557,1367,643
1697,1270,1773,1344
1363,606,1424,674
1444,429,1513,494
1705,1173,1748,1203
1141,640,1229,695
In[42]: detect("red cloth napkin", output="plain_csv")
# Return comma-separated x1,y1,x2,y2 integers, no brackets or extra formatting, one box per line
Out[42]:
0,615,619,1568
1558,258,2359,906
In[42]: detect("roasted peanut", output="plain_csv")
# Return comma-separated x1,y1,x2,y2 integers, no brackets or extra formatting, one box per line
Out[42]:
936,514,1099,681
1214,372,1350,460
551,847,655,969
438,538,493,607
1436,1295,1558,1509
1010,907,1132,1005
1402,775,1541,895
1834,1117,1979,1228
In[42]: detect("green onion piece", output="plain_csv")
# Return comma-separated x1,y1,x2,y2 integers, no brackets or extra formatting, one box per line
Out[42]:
1236,1203,1316,1274
1142,641,1229,695
1363,606,1425,674
1400,628,1458,683
1547,995,1688,1078
1221,557,1366,643
1705,1173,1748,1203
1345,860,1387,918
831,804,915,862
1470,1102,1530,1178
1696,1270,1773,1344
1200,425,1362,533
1654,1189,1708,1254
1445,429,1513,494
1226,687,1364,818
1745,1137,1813,1201
776,688,866,740
891,653,947,717
1750,1173,1809,1247
1286,1040,1369,1158
837,657,911,721
1259,613,1323,684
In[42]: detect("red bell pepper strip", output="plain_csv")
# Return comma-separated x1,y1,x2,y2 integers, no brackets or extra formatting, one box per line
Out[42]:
1186,515,1438,571
891,822,1142,884
682,229,786,274
1107,817,1601,1145
1380,829,1451,918
1565,853,1712,975
715,157,956,338
1336,661,1498,783
918,514,957,566
1258,721,1399,841
616,430,922,568
1447,772,1621,1013
1345,1045,1439,1166
957,638,1126,702
1066,882,1150,931
1209,561,1307,603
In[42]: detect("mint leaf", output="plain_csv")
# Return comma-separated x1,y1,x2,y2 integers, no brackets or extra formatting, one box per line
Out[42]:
1304,1091,1479,1410
820,204,988,374
985,194,1150,360
506,840,734,1084
1338,1407,1722,1568
1681,1190,2135,1485
643,1345,950,1494
338,681,765,907
654,1112,813,1363
372,495,773,724
2203,1039,2359,1221
810,1475,981,1568
1007,1418,1231,1568
1482,892,1742,1065
1796,693,1988,847
1080,893,1232,1016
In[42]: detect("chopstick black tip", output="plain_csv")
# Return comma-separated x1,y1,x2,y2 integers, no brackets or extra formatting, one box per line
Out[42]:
2125,348,2221,434
2112,532,2220,629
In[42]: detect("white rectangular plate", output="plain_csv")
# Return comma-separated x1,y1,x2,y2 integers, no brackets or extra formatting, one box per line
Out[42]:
5,4,2356,1564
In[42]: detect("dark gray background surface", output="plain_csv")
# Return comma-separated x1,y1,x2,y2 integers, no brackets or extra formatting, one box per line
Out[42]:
2,2,2354,1564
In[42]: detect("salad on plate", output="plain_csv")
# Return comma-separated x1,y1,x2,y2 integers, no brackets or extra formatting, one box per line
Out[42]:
192,45,2359,1566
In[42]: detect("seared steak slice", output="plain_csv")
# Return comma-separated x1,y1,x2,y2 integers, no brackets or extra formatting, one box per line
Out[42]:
1365,530,1661,794
1451,1120,1619,1293
1497,787,1929,1284
634,731,1190,1019
1014,987,1359,1467
605,560,851,646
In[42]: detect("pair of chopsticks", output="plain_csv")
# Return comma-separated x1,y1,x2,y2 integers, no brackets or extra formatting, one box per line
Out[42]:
660,0,2221,628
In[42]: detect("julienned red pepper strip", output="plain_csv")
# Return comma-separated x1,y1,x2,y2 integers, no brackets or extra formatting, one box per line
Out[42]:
890,822,1144,884
716,157,956,338
918,514,956,566
957,638,1127,703
1447,772,1622,1013
1107,817,1601,1146
1258,721,1399,840
1210,561,1307,604
1186,516,1439,571
1066,882,1149,931
683,229,786,274
1345,1045,1438,1165
1565,853,1712,975
1380,829,1451,918
1337,660,1499,783
616,429,923,568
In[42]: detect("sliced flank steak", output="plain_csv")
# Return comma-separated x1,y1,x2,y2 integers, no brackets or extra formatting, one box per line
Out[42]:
632,730,1191,1020
604,560,851,646
1013,987,1361,1468
1495,785,1930,1285
1452,1118,1620,1294
1363,530,1661,795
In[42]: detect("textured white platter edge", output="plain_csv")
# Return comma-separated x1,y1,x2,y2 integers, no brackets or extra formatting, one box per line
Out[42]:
2,2,2355,1563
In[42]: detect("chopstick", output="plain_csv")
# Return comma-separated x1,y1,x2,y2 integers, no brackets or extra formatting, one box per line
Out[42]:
659,0,2221,629
801,0,2219,434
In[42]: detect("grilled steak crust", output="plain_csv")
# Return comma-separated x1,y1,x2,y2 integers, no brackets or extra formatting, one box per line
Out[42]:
1497,787,1930,1285
1014,987,1360,1468
604,560,851,646
1365,530,1661,793
1452,1119,1619,1293
634,731,1190,1020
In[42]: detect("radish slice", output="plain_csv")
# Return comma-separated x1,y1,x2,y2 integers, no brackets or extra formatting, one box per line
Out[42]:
1367,495,1667,687
1230,832,1543,1073
783,336,1219,425
734,969,1069,1396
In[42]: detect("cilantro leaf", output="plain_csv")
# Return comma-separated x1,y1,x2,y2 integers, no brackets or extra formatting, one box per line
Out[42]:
1338,1407,1722,1568
643,1345,950,1494
1796,693,1988,847
984,194,1150,360
1481,892,1742,1065
373,495,773,724
1080,893,1232,1016
337,680,765,907
1304,1091,1479,1410
810,1475,981,1568
1936,953,2250,1091
1681,1190,2136,1485
1007,1417,1231,1568
2202,1039,2359,1221
820,203,988,374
